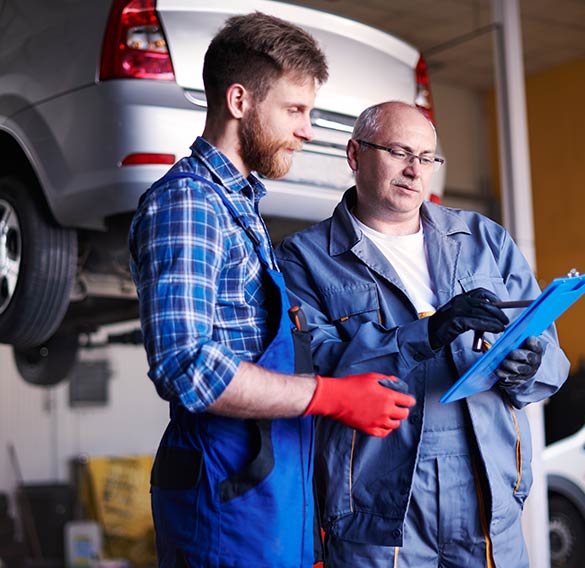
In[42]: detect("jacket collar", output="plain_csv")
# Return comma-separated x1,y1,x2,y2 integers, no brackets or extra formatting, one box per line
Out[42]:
329,187,471,256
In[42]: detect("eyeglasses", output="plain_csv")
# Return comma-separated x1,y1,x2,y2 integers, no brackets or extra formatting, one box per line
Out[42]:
356,139,445,171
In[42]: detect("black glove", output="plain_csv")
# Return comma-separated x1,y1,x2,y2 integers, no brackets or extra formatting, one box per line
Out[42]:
428,288,509,349
496,336,543,386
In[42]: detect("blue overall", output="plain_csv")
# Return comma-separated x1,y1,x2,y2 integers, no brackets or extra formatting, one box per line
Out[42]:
148,172,315,568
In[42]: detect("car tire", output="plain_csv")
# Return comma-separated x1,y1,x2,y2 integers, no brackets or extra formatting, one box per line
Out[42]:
0,176,77,348
13,333,79,386
549,494,585,568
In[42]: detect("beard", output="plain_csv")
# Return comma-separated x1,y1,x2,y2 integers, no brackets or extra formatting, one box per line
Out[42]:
240,105,300,179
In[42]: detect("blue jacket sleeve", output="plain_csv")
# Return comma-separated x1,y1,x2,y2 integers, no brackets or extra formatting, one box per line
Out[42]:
276,244,435,380
488,232,570,408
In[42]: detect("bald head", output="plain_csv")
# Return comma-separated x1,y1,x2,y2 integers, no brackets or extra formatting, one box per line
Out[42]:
352,101,436,146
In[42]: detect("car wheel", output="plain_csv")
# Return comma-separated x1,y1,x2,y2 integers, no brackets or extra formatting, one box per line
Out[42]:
549,494,585,568
0,176,77,348
13,333,79,386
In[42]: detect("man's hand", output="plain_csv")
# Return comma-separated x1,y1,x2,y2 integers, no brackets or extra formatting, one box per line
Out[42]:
496,336,543,386
303,373,416,437
428,288,509,349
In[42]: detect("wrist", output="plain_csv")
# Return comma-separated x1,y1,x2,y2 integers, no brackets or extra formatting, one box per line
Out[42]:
302,374,325,416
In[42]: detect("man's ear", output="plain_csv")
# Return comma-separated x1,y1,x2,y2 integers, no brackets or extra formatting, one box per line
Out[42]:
225,83,251,119
347,139,360,172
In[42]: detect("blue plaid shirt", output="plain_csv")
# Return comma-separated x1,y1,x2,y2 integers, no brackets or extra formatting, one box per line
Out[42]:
129,137,277,412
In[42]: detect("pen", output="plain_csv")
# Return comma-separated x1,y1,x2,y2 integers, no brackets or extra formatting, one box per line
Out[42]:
491,300,533,309
472,299,533,351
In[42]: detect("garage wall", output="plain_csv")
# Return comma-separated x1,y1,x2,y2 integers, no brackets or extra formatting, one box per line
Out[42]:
487,56,585,369
526,57,585,370
0,328,168,497
433,82,496,217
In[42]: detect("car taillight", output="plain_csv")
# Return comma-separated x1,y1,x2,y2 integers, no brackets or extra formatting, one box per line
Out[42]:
415,55,434,125
415,54,442,203
100,0,175,81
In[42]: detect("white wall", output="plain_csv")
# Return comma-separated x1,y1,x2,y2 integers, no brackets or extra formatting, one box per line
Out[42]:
432,82,495,216
0,323,169,498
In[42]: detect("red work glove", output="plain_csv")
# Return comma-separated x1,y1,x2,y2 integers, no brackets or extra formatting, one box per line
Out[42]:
303,373,416,437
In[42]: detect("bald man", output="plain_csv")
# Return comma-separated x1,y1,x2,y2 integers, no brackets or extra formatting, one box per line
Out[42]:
276,101,569,567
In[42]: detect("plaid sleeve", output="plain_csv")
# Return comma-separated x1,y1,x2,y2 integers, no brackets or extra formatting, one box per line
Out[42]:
130,181,241,411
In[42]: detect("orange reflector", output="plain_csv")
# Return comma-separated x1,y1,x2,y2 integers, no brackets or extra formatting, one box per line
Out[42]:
120,153,175,166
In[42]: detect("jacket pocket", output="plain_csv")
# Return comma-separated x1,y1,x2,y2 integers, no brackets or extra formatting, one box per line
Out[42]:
315,419,355,524
458,274,510,301
321,283,380,339
151,445,203,490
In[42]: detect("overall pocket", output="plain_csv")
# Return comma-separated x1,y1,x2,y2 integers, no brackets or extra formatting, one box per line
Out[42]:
151,445,203,490
217,418,309,566
219,419,274,502
150,444,206,560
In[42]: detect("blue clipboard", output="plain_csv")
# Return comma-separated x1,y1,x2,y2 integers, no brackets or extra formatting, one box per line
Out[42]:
440,273,585,403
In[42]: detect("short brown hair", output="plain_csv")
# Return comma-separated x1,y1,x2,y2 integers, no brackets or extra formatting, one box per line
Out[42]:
203,12,328,113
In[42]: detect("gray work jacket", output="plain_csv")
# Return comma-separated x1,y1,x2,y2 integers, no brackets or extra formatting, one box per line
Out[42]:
276,188,569,563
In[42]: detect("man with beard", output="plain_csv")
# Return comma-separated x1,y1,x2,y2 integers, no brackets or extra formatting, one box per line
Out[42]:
128,14,415,568
276,101,569,567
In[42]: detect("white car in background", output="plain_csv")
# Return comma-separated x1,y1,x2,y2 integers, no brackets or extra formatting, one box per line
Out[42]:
543,368,585,568
0,0,444,386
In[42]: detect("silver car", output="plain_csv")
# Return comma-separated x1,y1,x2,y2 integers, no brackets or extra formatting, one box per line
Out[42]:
0,0,445,385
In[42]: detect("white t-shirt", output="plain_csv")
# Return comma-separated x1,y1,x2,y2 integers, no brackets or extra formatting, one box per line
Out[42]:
351,213,438,316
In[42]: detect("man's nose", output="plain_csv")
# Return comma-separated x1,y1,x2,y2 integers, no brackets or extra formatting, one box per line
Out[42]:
296,114,314,142
404,156,423,176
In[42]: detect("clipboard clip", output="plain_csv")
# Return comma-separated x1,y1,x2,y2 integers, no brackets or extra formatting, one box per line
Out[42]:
567,268,580,278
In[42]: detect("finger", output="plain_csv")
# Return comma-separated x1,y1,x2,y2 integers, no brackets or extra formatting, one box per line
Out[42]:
498,358,532,376
391,392,416,407
386,418,401,431
506,347,540,365
505,348,533,363
389,406,411,421
495,368,515,381
497,357,520,373
494,368,506,380
464,316,508,333
522,336,543,353
468,288,500,303
496,371,524,385
370,427,392,438
471,303,510,324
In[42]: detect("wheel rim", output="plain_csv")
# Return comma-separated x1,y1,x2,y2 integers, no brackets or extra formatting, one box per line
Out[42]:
549,517,574,564
0,199,22,315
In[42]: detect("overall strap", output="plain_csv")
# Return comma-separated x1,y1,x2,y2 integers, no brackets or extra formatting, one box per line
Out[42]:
152,171,272,268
